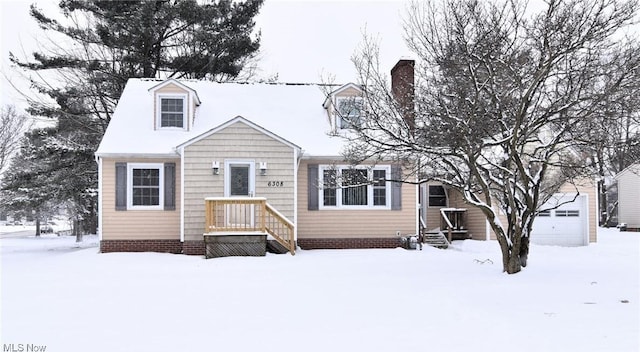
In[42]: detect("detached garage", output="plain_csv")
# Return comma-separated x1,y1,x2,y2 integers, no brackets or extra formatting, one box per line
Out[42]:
531,193,590,246
423,179,598,246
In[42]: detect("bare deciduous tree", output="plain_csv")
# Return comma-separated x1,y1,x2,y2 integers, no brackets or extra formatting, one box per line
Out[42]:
347,0,640,273
0,105,31,175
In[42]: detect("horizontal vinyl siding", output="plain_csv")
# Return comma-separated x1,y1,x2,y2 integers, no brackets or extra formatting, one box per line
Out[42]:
101,158,181,240
183,122,296,242
618,166,640,228
424,207,443,232
446,189,489,240
298,160,416,239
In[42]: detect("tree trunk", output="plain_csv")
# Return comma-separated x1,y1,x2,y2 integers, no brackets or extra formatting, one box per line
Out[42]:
35,217,41,237
498,225,526,274
74,219,83,243
506,253,522,274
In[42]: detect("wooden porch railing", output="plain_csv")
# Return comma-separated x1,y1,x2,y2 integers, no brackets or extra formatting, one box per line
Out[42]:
440,208,468,242
204,197,295,255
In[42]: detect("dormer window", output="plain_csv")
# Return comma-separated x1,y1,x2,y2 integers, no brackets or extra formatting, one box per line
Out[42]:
158,95,186,129
336,96,363,129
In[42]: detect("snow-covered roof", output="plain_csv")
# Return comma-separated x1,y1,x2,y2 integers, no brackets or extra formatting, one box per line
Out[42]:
148,78,201,106
615,163,640,180
95,79,346,158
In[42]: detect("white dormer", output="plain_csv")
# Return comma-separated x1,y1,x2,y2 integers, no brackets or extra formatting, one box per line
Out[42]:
322,83,363,131
148,79,201,131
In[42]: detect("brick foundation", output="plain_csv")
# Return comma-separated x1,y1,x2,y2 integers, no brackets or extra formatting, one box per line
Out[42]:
183,240,206,255
100,240,183,254
101,237,402,254
298,237,402,250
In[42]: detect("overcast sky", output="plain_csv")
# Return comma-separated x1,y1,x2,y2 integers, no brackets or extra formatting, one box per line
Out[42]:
0,0,412,112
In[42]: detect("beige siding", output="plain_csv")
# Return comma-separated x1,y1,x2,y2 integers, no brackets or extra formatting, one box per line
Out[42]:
425,188,487,240
183,122,296,241
618,165,640,228
447,190,489,240
297,160,416,239
422,185,489,240
101,158,181,240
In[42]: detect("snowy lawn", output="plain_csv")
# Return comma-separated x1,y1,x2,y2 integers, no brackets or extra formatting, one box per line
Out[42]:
1,228,638,352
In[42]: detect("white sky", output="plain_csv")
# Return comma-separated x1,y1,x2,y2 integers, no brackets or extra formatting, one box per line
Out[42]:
2,0,637,115
0,0,413,113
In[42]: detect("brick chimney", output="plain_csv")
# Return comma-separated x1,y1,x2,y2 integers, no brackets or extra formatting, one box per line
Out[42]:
391,59,415,131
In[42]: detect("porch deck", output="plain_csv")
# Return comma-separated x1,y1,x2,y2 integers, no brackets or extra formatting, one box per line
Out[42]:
204,197,295,257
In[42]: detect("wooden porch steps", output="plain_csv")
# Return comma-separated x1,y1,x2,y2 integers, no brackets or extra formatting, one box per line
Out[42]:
421,231,450,249
266,239,290,254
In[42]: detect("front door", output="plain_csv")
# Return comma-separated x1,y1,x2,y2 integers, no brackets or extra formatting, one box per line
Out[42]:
225,161,255,197
224,161,256,228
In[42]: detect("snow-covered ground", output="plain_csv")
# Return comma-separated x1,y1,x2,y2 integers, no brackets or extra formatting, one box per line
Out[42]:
1,228,638,352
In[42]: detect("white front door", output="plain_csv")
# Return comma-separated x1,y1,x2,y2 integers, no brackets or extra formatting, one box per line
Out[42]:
224,161,256,228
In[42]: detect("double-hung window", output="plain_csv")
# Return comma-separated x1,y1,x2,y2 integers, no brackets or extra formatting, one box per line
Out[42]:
158,95,186,129
319,166,390,209
323,169,337,206
128,163,164,210
336,96,363,129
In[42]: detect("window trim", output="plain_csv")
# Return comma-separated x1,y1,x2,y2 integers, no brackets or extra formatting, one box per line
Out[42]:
318,165,391,210
427,185,448,208
127,163,164,210
223,160,256,197
335,96,363,130
157,94,187,130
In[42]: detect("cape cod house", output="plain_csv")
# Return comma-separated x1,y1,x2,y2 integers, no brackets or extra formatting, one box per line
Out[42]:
95,59,597,256
95,61,418,256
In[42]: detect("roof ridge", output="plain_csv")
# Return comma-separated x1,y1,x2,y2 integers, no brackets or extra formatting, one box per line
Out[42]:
135,77,343,87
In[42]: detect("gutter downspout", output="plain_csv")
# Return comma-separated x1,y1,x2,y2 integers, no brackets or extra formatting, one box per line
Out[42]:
176,146,185,243
96,155,103,242
295,149,305,243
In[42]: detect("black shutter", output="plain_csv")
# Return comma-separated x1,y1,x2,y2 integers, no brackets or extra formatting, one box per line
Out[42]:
391,164,402,210
115,162,127,211
308,164,319,211
164,162,176,211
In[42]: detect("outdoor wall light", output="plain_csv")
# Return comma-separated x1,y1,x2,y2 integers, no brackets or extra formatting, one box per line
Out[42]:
260,162,267,176
212,161,220,175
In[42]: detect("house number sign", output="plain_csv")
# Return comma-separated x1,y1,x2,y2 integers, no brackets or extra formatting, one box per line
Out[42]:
268,181,284,187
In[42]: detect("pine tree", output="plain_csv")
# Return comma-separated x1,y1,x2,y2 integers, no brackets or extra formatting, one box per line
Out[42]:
4,0,264,238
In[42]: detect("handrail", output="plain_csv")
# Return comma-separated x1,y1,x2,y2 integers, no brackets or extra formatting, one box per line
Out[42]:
265,203,295,255
204,198,295,255
440,208,454,229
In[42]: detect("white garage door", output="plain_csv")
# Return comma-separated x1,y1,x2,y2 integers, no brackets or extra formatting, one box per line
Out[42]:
531,194,588,246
